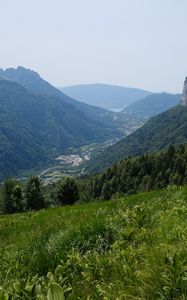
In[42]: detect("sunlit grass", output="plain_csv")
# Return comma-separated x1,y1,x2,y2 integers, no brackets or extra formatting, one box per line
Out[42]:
1,186,187,298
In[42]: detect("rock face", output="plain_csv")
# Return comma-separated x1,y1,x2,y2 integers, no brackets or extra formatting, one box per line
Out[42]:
181,77,187,106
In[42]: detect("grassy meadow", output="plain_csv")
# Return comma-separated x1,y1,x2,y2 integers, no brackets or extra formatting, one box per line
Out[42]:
1,186,187,299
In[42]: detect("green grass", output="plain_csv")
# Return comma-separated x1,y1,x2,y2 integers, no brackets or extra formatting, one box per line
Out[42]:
1,186,187,299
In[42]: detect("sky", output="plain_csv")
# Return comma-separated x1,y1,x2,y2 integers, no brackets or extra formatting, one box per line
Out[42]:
1,0,187,93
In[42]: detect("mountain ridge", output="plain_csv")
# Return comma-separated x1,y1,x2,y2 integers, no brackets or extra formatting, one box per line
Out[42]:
123,92,180,119
61,83,152,110
85,105,187,174
0,67,139,132
0,68,142,180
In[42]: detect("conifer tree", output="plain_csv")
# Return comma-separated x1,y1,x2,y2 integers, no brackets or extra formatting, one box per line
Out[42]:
25,176,45,210
57,177,79,205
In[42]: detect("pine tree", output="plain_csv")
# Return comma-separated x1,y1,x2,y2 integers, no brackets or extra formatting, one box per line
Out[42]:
101,182,111,200
57,177,79,205
25,176,45,210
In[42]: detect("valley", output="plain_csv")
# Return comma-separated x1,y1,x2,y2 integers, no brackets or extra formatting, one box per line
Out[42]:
38,138,121,184
0,67,180,181
0,67,142,181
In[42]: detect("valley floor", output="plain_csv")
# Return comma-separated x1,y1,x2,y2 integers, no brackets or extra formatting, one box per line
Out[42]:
37,138,121,184
1,186,187,299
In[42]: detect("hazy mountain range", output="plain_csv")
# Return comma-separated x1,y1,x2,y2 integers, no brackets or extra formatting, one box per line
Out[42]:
0,67,140,179
123,93,180,119
61,83,180,119
61,83,152,110
0,66,184,180
0,67,139,133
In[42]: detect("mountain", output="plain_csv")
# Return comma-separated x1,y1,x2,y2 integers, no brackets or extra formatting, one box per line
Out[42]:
60,83,152,110
0,79,120,179
0,67,143,180
0,67,64,98
0,67,139,135
123,93,180,119
85,105,187,174
0,99,50,179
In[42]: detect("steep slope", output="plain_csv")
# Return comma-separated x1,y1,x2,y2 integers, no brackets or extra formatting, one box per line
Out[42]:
0,104,50,179
82,144,187,200
0,79,123,151
124,93,180,119
86,105,187,173
61,83,152,110
0,66,66,98
0,67,138,131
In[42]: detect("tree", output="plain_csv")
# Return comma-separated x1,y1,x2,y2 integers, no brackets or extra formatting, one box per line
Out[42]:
167,145,175,158
57,177,79,205
25,176,45,210
2,179,23,213
101,182,111,200
11,185,24,212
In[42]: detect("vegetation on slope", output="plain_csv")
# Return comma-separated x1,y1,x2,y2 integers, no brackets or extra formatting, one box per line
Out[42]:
2,143,187,214
0,69,143,180
0,176,80,214
81,144,187,201
0,103,50,179
0,79,121,148
1,186,187,298
124,92,180,119
0,67,140,135
86,105,187,173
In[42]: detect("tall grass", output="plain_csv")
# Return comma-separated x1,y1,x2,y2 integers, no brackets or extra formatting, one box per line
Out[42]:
1,186,187,298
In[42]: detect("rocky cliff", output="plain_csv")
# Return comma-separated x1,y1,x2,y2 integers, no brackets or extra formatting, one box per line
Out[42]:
181,77,187,106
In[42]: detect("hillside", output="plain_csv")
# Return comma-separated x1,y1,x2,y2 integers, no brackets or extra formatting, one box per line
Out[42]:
124,92,180,119
1,186,187,298
0,79,119,147
0,79,132,180
0,104,50,179
81,144,187,200
0,67,139,130
61,83,152,110
0,67,146,180
86,105,187,173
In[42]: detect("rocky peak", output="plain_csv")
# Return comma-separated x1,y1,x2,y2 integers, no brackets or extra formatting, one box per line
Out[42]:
181,77,187,106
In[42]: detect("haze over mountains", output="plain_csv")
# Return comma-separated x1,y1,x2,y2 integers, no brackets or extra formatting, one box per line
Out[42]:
0,67,139,132
0,67,141,179
0,66,185,181
61,84,152,110
61,84,181,120
123,93,180,119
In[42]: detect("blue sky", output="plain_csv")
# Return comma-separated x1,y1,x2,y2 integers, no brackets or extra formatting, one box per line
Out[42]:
1,0,187,92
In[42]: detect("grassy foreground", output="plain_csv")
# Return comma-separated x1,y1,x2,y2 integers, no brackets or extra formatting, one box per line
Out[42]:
1,186,187,299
